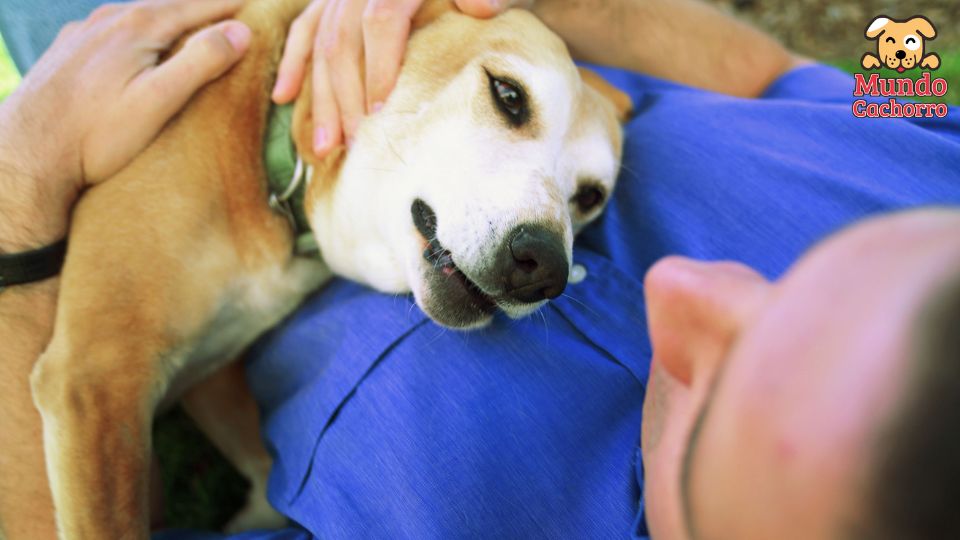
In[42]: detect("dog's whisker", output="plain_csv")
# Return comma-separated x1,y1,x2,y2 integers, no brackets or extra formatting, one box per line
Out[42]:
560,292,602,319
618,162,642,183
536,307,550,344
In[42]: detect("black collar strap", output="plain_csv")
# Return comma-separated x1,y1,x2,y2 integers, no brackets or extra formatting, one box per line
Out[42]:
0,238,68,289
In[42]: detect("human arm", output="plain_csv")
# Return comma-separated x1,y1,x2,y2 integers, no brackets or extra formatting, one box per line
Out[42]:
0,0,252,252
528,0,805,98
0,1,250,536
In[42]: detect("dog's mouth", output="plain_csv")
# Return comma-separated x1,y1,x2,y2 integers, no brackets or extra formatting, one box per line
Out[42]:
411,199,498,318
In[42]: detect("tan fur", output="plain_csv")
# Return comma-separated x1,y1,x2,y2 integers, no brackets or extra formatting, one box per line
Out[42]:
578,66,633,123
28,1,629,537
861,15,940,71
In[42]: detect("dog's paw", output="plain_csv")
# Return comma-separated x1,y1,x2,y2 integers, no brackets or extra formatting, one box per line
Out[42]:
224,488,287,533
921,53,941,70
861,54,881,70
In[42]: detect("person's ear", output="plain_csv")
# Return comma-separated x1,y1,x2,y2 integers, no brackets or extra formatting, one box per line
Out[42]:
644,257,771,385
864,15,891,40
909,15,937,40
578,67,633,123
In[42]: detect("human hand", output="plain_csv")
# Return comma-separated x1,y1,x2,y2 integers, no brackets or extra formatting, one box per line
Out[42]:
0,0,251,199
271,0,532,157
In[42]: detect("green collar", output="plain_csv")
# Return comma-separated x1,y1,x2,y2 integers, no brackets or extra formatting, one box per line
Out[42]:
263,102,311,235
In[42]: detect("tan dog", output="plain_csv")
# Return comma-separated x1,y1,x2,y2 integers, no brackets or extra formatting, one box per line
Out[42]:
29,0,631,536
861,15,940,72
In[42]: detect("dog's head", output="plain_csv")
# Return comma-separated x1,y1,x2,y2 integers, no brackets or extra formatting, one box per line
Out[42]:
292,4,630,328
864,15,936,72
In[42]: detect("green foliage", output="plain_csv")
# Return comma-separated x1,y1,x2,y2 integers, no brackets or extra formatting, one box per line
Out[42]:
153,408,247,529
0,34,20,102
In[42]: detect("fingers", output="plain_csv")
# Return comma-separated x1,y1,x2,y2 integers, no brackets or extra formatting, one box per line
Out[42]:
361,0,423,112
273,0,326,103
133,20,251,134
320,0,367,144
311,41,341,155
454,0,527,18
149,0,247,43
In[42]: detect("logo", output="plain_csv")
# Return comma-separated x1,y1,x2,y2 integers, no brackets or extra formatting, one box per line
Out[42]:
852,15,949,119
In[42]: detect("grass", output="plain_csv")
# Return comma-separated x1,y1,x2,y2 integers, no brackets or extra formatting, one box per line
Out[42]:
153,408,248,529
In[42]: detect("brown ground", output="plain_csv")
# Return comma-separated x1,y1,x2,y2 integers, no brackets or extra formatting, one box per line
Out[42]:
708,0,959,60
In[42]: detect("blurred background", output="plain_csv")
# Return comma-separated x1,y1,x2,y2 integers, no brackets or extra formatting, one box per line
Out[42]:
0,0,956,530
713,0,958,57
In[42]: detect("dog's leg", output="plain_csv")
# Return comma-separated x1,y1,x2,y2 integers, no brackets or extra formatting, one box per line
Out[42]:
181,361,286,532
0,281,59,540
861,53,882,70
920,53,941,70
30,337,159,540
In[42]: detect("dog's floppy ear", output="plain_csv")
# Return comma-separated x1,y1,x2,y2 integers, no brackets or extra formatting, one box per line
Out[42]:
909,15,937,39
578,67,633,123
864,15,891,40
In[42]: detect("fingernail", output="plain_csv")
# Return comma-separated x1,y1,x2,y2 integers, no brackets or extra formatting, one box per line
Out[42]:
489,0,500,9
223,22,251,51
271,79,285,101
314,127,328,154
371,102,384,114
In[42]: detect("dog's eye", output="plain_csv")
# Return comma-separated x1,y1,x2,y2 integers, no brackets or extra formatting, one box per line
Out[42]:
904,35,921,51
885,37,895,43
572,184,605,214
486,71,529,127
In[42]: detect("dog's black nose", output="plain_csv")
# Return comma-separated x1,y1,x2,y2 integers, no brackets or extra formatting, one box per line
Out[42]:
896,50,906,59
497,224,568,303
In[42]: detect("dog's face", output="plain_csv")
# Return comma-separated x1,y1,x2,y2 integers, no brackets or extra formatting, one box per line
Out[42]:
300,8,628,328
865,15,936,72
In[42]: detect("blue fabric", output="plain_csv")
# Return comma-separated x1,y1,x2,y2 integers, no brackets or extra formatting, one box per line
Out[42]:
5,6,960,537
0,0,127,73
239,64,960,540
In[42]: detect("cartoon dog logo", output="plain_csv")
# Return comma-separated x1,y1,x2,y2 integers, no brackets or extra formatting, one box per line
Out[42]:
861,15,940,73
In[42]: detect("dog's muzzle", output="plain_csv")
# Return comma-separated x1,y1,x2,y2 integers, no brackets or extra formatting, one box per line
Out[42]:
411,199,569,312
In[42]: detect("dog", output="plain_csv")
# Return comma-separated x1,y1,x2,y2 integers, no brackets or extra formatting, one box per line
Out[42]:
861,15,940,73
28,0,631,536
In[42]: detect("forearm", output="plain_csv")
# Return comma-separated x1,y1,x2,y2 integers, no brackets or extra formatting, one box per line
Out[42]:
533,0,801,97
0,95,76,253
0,117,66,540
0,96,73,540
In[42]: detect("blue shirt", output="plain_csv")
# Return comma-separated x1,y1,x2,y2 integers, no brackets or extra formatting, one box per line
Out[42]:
158,64,960,540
